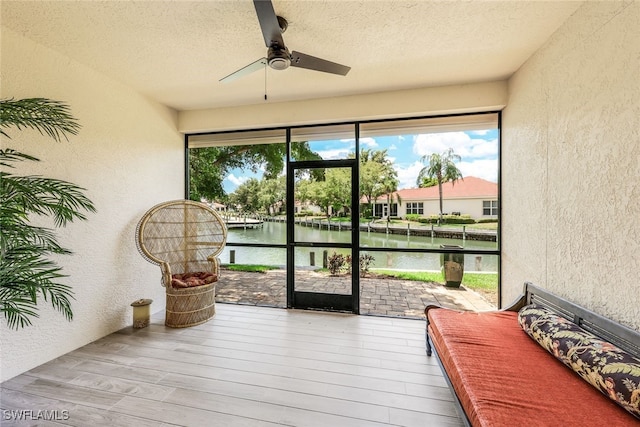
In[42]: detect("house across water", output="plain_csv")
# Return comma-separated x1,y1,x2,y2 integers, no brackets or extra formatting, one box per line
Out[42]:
370,176,498,220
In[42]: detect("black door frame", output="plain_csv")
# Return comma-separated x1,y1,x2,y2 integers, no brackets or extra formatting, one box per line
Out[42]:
285,130,360,313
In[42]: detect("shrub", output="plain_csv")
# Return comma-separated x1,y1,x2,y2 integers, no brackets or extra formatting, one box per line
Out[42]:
358,254,375,276
477,218,498,223
405,214,421,222
329,253,375,276
427,214,476,224
327,252,347,275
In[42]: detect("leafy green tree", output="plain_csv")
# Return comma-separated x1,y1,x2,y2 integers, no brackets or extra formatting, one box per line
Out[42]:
418,176,438,188
358,149,398,219
188,147,225,203
295,168,350,218
189,142,320,202
0,98,96,329
228,178,262,213
325,168,352,217
416,147,463,224
258,176,286,215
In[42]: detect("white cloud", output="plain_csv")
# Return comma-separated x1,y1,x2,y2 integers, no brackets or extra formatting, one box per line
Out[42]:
413,132,497,159
360,137,378,148
340,137,378,148
317,148,352,159
457,159,498,182
393,158,498,190
395,161,425,189
226,173,249,187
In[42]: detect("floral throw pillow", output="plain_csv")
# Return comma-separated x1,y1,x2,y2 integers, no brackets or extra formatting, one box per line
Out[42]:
518,304,640,419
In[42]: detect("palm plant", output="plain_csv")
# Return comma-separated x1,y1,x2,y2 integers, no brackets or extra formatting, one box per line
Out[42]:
416,148,463,225
1,98,95,329
381,174,401,223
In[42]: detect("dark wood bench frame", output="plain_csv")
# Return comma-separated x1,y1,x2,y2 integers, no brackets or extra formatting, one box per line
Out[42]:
424,281,640,427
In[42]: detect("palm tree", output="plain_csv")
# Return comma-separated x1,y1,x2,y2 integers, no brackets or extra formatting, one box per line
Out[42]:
416,148,463,225
380,174,401,223
0,98,95,329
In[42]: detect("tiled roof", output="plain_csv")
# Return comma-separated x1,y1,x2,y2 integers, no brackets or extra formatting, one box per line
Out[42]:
372,176,497,202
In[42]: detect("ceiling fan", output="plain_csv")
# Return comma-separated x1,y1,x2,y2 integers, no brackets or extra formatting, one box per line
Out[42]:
220,0,351,83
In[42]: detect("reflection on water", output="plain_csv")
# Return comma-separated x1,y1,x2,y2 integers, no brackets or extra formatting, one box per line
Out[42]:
221,221,497,272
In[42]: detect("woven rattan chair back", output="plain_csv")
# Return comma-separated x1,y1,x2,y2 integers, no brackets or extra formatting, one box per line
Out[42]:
136,200,227,327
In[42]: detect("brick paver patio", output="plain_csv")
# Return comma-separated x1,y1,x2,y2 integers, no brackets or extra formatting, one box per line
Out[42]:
216,268,495,318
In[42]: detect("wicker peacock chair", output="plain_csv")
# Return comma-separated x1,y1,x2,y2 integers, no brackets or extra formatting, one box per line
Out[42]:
136,200,227,327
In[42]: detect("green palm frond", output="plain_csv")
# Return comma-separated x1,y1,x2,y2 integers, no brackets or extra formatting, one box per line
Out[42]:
0,149,39,168
2,174,95,226
0,245,74,329
0,97,92,329
1,221,72,255
0,98,80,142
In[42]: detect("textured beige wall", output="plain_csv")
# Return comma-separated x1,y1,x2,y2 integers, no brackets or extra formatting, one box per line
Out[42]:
0,28,184,381
502,2,640,331
179,82,507,133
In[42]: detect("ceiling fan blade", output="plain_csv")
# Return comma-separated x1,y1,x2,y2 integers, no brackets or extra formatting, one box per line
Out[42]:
253,0,285,48
220,58,267,83
290,51,351,76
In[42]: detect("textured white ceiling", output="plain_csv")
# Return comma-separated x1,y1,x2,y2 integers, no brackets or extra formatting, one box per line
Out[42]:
1,1,582,111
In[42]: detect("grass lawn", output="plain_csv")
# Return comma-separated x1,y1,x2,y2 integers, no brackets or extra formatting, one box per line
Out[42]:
222,264,280,273
371,269,497,291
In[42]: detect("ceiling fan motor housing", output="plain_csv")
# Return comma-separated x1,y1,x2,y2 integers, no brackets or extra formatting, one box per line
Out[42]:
219,1,350,82
268,46,291,70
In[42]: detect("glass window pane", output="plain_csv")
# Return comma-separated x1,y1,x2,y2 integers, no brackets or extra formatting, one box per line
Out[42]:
291,124,355,160
188,129,288,245
294,247,352,296
294,167,352,244
360,251,499,315
217,247,287,307
360,113,499,250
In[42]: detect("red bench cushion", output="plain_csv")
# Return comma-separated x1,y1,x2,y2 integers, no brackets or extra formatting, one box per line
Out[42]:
427,309,636,427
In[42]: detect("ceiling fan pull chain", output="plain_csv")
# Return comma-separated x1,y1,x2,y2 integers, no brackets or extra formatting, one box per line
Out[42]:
264,61,268,101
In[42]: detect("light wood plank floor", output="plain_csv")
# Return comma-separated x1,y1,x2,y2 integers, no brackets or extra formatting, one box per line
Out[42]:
1,304,463,427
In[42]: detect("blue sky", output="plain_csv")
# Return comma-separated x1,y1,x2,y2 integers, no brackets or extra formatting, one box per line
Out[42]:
223,129,499,193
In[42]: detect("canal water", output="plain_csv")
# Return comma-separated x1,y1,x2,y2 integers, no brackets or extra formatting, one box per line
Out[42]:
221,221,498,273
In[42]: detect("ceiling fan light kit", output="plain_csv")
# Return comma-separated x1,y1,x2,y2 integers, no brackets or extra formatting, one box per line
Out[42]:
220,0,351,83
267,46,291,70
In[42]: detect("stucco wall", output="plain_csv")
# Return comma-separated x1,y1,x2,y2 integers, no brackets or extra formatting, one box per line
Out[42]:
179,82,508,133
0,28,184,381
502,2,639,331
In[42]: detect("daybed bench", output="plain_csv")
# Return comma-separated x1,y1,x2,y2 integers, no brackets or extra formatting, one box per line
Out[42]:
425,282,640,426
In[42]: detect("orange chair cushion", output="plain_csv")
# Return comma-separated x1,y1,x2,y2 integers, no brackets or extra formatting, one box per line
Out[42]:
171,272,217,288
